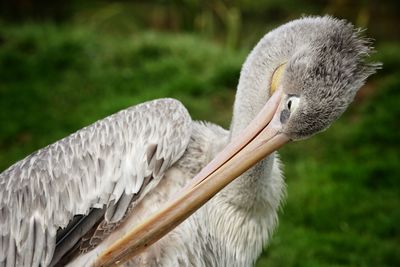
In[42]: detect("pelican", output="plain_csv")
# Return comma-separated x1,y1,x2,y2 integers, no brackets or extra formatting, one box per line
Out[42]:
0,16,378,267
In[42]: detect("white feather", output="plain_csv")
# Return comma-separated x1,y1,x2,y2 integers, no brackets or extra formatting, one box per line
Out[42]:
0,98,192,267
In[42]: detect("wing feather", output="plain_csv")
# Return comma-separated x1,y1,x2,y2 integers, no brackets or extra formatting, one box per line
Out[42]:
0,98,192,267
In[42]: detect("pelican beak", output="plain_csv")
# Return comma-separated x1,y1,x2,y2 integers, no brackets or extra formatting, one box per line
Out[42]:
94,70,290,267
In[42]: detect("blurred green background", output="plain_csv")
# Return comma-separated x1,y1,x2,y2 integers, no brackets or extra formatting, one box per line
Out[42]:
0,1,399,266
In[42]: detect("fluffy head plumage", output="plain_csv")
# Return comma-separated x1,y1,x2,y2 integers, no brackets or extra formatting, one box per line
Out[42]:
280,16,380,139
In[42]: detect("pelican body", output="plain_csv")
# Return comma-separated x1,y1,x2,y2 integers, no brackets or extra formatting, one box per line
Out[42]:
0,16,377,267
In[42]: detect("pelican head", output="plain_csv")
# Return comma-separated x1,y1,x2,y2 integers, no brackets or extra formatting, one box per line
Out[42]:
233,16,379,143
277,30,376,140
96,16,379,266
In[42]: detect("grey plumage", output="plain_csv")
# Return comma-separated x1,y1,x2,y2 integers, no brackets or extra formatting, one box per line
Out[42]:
0,99,192,266
0,16,378,267
281,18,379,139
233,16,379,141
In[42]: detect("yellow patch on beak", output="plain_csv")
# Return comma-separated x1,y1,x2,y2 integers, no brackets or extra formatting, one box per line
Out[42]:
270,64,286,95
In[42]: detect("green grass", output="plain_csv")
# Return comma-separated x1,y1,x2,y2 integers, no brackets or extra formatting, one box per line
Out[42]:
0,23,243,170
0,23,399,266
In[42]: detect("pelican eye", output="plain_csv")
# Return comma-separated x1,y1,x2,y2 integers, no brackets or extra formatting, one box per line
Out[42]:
281,95,300,124
286,96,300,113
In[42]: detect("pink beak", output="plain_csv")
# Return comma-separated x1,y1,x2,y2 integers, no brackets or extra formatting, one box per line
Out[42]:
94,87,290,267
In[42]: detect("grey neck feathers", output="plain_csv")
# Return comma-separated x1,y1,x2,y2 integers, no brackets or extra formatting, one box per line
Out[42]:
225,19,313,210
231,24,296,137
